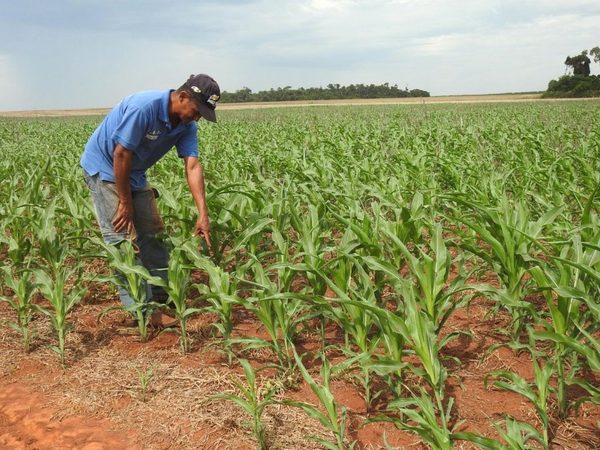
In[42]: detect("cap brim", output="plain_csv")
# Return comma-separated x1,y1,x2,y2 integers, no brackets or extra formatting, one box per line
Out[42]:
198,103,217,123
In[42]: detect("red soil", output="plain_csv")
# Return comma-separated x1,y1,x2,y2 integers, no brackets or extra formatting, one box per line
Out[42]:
0,288,598,449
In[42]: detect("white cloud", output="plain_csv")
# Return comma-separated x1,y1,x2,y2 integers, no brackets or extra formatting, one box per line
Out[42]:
304,0,355,11
0,55,27,111
1,0,600,109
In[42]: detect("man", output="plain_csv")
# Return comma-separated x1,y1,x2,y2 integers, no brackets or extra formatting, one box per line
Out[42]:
81,73,220,327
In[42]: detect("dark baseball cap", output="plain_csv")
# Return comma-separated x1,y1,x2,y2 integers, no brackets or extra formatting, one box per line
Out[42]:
185,74,220,123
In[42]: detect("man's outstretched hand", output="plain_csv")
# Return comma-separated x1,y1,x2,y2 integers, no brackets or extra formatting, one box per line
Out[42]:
194,215,211,253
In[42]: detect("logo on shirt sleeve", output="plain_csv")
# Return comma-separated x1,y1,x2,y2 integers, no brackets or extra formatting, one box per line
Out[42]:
145,130,161,141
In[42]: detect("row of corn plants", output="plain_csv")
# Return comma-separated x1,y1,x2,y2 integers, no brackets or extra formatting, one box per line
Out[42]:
0,102,599,447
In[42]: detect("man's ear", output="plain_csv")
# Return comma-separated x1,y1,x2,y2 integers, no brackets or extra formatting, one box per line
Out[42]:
179,90,193,102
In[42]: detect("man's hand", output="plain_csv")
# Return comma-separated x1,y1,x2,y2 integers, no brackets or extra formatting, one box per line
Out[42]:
184,156,212,253
112,200,135,235
113,144,135,236
194,214,211,250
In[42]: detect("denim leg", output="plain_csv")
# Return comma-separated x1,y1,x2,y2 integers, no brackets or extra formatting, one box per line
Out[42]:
132,187,170,303
83,172,142,309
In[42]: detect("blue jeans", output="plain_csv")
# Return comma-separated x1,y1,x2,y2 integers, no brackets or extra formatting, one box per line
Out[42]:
83,172,169,308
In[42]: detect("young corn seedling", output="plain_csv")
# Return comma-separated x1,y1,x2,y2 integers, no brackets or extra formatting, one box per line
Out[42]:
529,198,600,412
269,213,299,293
324,253,386,410
97,238,166,342
211,359,277,449
182,240,241,363
35,201,80,275
0,267,37,352
382,222,471,333
290,203,331,296
159,241,202,353
58,183,96,253
372,280,458,444
209,185,272,265
136,365,155,402
333,192,429,269
485,335,554,447
34,265,87,367
454,416,546,449
445,193,562,339
357,251,455,401
276,258,407,401
528,239,593,418
1,213,34,270
299,259,411,399
282,351,353,450
331,210,393,305
237,259,307,372
374,388,455,450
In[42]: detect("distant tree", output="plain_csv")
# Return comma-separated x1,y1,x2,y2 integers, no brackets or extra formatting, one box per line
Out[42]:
219,82,429,103
545,46,600,98
590,46,600,64
565,51,591,76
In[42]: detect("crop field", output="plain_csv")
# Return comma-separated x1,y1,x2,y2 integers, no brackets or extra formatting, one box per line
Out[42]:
0,101,599,449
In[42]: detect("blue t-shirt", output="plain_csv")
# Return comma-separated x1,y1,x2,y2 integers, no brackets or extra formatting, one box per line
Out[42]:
81,89,198,190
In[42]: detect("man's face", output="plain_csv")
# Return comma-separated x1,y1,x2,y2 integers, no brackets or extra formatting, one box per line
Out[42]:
178,93,203,124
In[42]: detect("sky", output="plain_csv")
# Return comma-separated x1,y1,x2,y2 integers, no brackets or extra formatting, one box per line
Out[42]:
0,0,599,111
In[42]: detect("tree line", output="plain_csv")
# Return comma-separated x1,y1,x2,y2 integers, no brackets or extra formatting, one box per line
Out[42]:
544,46,600,98
220,83,430,103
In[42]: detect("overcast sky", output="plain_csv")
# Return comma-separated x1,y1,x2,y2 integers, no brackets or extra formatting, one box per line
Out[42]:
1,0,598,111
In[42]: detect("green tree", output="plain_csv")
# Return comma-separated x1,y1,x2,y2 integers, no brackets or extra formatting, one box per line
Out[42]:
565,51,591,76
590,46,600,64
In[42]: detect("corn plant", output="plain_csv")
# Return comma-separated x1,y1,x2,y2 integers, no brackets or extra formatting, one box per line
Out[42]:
454,416,546,449
35,201,79,273
402,283,448,413
211,359,277,449
528,243,593,418
212,189,273,266
374,389,456,450
289,203,331,295
446,193,563,338
1,213,34,269
314,263,455,436
333,192,429,269
526,190,600,414
381,222,471,332
136,365,155,402
281,351,353,450
328,259,384,409
534,315,600,410
269,206,298,293
300,260,411,399
366,281,457,446
485,336,554,447
0,267,37,352
34,265,87,366
278,257,408,401
97,238,166,342
158,242,202,353
182,240,241,363
236,259,308,372
536,328,600,410
58,183,96,253
356,250,462,401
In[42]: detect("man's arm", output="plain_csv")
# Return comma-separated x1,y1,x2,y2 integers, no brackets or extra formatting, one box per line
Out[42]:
184,156,210,244
112,144,135,235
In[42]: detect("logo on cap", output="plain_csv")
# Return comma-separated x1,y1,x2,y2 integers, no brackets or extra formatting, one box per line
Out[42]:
207,94,220,107
190,86,202,94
